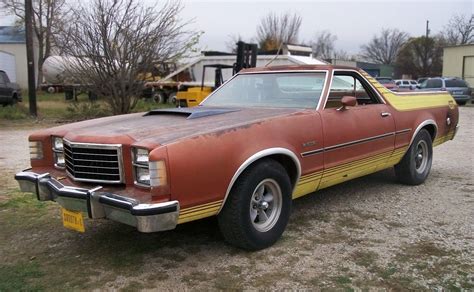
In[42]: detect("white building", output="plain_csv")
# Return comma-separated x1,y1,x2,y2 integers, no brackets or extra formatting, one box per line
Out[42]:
0,26,38,89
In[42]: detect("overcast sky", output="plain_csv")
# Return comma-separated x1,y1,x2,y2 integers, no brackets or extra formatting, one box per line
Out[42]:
176,0,473,54
1,0,472,55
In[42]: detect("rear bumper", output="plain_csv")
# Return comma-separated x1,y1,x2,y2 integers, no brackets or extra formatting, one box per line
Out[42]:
15,171,179,233
452,95,471,102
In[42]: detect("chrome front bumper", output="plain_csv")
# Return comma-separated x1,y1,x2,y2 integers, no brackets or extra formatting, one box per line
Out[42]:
14,171,179,233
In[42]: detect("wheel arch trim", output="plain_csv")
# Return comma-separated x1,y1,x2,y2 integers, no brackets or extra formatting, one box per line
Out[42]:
408,119,438,149
217,147,301,214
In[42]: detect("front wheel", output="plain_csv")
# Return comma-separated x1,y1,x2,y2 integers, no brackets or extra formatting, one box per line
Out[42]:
395,129,433,185
218,159,292,250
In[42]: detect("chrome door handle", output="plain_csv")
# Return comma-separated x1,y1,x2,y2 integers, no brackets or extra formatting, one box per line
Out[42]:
381,112,391,117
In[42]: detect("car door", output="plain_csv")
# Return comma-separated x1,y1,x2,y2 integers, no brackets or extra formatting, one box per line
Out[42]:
318,71,395,189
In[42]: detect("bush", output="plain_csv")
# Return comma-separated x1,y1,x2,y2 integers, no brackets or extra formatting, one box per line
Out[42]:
65,101,109,121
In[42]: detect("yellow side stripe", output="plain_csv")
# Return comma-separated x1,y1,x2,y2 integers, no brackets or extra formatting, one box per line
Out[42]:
180,201,222,215
180,200,222,213
179,206,220,219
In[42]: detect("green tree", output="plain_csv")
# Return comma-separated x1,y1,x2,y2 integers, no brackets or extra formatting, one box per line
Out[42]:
395,36,444,78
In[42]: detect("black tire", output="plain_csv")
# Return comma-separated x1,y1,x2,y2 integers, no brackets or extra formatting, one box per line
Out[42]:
457,101,466,106
395,129,433,185
218,159,292,250
8,94,18,106
153,92,166,104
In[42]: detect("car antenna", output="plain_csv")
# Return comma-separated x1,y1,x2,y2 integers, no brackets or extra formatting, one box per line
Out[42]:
265,42,284,67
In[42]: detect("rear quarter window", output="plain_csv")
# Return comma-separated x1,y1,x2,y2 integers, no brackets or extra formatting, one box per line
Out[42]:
445,79,467,88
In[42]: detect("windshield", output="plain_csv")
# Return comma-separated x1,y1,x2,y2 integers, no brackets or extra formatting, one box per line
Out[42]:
201,72,327,109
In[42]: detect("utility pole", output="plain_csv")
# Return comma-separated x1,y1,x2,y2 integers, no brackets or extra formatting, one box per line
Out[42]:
25,0,37,117
425,20,430,38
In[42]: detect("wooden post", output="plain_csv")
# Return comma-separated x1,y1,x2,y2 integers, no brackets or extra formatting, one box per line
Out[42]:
25,0,37,117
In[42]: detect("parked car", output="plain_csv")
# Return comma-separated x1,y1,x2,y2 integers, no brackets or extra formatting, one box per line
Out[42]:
375,77,398,91
15,65,459,250
418,77,471,105
0,70,22,106
395,79,418,90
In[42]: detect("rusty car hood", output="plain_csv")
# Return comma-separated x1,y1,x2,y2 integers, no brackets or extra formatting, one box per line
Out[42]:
45,106,302,146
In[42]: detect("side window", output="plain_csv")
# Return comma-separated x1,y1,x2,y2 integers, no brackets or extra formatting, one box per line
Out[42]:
425,79,442,88
0,73,5,86
1,72,10,84
325,72,380,109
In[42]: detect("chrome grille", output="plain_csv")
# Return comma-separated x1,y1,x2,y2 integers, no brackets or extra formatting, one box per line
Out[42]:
63,140,124,184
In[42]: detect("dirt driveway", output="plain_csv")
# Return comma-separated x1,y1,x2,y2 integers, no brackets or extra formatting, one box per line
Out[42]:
0,108,473,290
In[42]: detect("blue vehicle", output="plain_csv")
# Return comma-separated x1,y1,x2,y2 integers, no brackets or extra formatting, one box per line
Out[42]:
418,77,471,105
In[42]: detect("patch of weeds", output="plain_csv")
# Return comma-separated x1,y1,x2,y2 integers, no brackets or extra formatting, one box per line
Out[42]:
369,264,398,279
0,104,29,120
0,190,46,211
398,241,454,260
0,262,43,291
334,275,352,285
351,250,379,268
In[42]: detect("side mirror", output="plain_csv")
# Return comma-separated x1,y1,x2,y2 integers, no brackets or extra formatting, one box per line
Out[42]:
338,96,357,111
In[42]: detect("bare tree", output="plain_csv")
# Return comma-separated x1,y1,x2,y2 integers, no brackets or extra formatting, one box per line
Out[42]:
225,34,244,53
56,0,199,114
311,31,337,60
441,14,473,45
1,0,68,87
256,12,302,51
361,28,409,64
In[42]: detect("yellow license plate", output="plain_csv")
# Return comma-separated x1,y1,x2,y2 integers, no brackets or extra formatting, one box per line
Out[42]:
61,208,85,233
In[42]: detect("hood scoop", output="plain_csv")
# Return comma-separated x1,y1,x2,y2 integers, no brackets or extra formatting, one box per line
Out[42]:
145,107,240,120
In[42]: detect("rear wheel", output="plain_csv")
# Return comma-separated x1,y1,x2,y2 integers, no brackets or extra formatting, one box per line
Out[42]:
395,129,433,185
218,159,292,250
8,94,18,106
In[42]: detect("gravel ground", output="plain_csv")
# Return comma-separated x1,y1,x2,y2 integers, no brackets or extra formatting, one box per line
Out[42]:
0,108,473,290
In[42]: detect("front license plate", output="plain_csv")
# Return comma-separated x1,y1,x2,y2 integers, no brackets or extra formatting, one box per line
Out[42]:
61,208,85,233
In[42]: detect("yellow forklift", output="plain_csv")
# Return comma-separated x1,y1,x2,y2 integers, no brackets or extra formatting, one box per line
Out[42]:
176,41,258,107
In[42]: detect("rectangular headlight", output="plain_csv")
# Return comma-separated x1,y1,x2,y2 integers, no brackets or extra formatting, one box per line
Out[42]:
52,136,65,168
132,147,150,186
52,136,63,151
29,141,43,160
136,167,151,185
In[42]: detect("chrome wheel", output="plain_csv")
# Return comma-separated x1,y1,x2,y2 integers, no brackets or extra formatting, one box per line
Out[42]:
249,179,282,232
415,140,428,173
